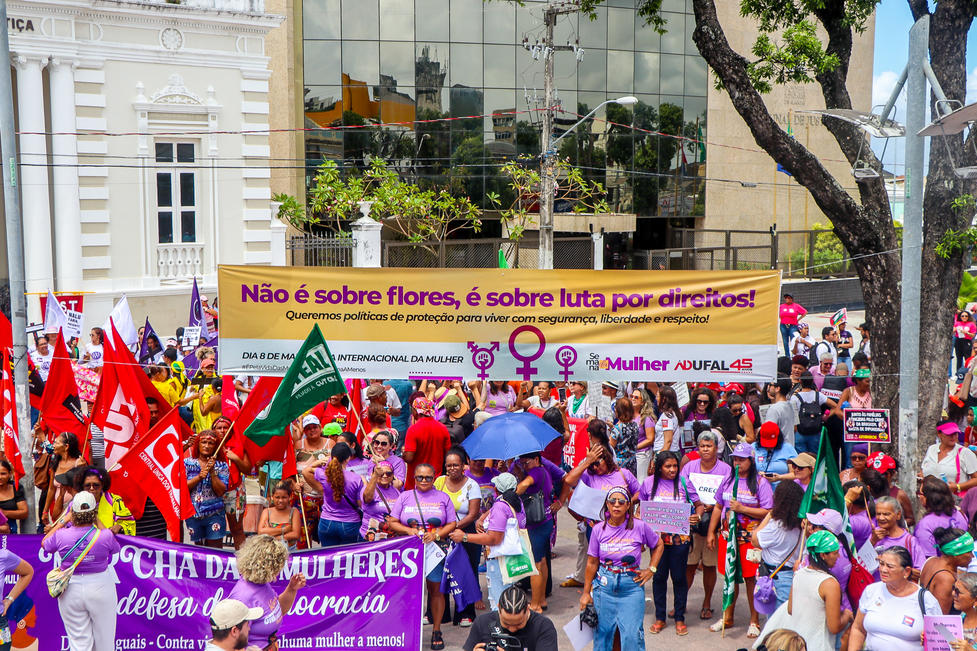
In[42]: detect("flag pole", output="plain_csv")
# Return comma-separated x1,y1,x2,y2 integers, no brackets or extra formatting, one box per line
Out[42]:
298,492,312,549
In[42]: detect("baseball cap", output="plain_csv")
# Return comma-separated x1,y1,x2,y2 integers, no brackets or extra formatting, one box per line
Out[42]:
321,422,343,437
731,442,755,459
413,396,434,416
867,451,896,474
302,414,320,428
73,491,97,513
366,384,386,399
807,508,844,535
210,598,263,630
789,452,816,469
443,394,463,414
165,338,178,347
937,421,962,437
758,421,780,448
724,383,745,396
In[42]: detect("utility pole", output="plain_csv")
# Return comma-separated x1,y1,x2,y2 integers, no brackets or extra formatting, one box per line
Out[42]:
538,1,578,270
0,0,36,534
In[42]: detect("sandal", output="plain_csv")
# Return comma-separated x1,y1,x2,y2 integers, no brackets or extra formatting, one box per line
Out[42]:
747,623,761,639
709,619,733,632
431,631,444,650
650,621,667,634
700,607,713,620
676,622,689,636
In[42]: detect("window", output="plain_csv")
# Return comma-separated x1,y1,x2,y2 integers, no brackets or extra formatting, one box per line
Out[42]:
155,142,197,243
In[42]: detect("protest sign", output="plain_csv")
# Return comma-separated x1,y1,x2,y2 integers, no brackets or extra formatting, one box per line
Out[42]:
568,481,607,520
689,472,724,505
218,266,780,381
640,500,691,535
924,615,964,651
844,408,891,443
182,325,202,349
7,534,423,651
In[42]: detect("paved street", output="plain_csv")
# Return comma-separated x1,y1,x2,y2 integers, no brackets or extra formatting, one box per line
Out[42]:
438,508,757,650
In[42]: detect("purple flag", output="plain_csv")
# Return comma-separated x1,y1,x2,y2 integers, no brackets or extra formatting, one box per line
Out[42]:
7,534,423,650
137,317,158,365
440,542,482,612
189,277,211,339
182,334,218,379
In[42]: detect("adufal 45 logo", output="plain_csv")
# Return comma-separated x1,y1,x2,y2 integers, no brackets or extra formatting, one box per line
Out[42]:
674,358,754,373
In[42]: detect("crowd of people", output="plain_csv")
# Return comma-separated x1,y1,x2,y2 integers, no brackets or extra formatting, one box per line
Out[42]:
14,292,977,651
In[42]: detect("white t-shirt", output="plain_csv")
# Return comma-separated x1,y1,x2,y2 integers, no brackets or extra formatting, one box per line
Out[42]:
755,519,802,566
566,394,592,419
85,343,104,368
920,443,977,484
434,476,481,518
858,582,941,651
790,333,814,357
234,374,257,403
30,348,54,381
527,395,556,411
654,412,680,452
813,340,838,367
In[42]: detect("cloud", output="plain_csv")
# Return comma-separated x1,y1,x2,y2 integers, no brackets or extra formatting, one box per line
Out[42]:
872,70,905,118
967,66,977,104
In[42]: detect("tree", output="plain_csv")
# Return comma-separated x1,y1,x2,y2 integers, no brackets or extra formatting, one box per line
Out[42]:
579,0,974,489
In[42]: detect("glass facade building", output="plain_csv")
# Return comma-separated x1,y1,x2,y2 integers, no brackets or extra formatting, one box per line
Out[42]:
302,0,706,248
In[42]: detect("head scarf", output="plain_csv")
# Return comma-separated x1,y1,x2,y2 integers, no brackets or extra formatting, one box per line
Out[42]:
806,530,840,553
940,532,975,557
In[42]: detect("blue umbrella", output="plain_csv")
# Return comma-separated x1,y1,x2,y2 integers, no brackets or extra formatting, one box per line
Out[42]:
461,412,562,460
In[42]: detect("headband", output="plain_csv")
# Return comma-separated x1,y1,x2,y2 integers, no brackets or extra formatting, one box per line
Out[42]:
605,486,631,501
940,532,975,557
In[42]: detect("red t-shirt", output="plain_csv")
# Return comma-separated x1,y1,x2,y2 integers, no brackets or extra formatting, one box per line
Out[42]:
308,401,352,431
403,417,451,490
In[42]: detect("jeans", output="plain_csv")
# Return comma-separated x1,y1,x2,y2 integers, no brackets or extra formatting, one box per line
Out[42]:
317,518,360,547
794,433,821,456
652,541,691,623
772,567,794,610
486,557,515,610
780,323,794,358
594,566,647,651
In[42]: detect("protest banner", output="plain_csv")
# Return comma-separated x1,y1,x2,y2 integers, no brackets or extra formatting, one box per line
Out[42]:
923,615,964,651
39,292,84,316
218,266,780,382
640,500,692,535
844,408,891,443
7,534,423,651
688,472,724,505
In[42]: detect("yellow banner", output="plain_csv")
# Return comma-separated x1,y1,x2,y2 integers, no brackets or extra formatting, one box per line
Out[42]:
218,266,780,381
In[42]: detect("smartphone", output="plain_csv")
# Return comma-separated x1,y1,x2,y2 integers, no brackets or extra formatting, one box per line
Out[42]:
558,387,567,401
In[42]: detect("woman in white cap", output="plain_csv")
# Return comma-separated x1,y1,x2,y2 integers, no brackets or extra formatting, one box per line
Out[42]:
41,490,121,651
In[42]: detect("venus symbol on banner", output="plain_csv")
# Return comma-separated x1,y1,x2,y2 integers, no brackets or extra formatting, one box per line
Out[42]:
509,325,546,380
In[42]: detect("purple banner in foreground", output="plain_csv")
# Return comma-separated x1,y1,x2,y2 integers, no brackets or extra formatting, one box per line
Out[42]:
4,534,423,651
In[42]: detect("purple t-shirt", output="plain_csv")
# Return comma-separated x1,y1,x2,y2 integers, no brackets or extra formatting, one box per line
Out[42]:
466,467,500,512
359,483,400,538
0,550,20,599
483,386,517,415
580,468,640,496
227,579,281,649
313,468,364,523
714,475,774,529
366,455,407,484
680,458,732,506
390,488,457,529
346,457,374,481
484,497,527,532
914,511,969,558
876,530,926,569
638,475,700,503
587,519,661,566
42,526,120,574
850,510,875,550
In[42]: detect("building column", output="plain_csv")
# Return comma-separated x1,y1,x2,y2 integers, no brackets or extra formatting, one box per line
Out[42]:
13,56,53,299
49,59,82,292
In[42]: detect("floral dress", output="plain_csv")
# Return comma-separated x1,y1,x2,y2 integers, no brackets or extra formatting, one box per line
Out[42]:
612,419,641,475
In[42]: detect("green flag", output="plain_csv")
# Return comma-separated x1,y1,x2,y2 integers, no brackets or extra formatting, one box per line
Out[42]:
697,124,706,163
242,323,345,446
721,465,743,614
799,427,855,550
498,247,509,269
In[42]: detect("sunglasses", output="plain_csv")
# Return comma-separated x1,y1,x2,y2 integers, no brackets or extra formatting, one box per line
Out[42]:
696,399,709,404
851,454,866,461
83,483,101,491
379,471,394,478
373,440,390,447
606,497,629,506
415,475,434,482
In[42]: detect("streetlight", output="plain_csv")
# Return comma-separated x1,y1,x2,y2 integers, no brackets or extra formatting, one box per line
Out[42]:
538,95,638,269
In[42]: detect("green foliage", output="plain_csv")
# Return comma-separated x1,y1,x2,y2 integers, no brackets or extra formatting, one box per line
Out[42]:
747,22,840,94
959,272,977,310
272,193,306,230
787,223,848,276
936,195,977,259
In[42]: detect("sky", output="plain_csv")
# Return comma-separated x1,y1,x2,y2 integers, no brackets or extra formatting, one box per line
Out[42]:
871,1,977,172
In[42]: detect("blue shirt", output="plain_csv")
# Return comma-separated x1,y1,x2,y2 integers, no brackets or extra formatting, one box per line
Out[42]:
752,441,798,481
387,379,415,435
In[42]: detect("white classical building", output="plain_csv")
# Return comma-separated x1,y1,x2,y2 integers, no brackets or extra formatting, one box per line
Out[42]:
5,0,284,331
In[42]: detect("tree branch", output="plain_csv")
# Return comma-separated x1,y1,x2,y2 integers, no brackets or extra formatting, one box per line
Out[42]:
907,0,929,21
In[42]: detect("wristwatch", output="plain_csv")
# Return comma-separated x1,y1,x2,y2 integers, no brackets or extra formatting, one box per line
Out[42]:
462,533,469,543
435,533,441,542
648,566,657,573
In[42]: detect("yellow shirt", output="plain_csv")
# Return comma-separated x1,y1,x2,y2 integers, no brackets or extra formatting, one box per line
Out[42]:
192,384,218,433
153,379,181,408
99,493,135,535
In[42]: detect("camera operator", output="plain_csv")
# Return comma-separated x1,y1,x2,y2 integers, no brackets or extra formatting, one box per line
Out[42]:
463,585,558,651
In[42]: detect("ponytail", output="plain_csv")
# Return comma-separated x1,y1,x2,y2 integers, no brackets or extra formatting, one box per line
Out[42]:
327,442,352,503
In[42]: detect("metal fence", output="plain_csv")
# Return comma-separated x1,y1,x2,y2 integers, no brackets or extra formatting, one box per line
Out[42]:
633,227,898,279
382,236,594,269
286,234,354,267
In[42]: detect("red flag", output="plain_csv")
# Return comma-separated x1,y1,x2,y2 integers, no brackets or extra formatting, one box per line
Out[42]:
112,409,194,542
221,375,240,422
0,349,24,484
347,379,365,441
0,313,11,352
130,353,194,442
39,329,87,441
234,376,299,471
91,322,151,513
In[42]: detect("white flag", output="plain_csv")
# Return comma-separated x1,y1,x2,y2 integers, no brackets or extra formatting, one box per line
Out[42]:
43,290,68,335
102,295,138,349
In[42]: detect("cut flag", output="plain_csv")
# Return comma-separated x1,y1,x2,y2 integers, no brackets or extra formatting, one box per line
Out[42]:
799,427,855,551
112,409,194,542
720,465,743,632
189,278,211,340
137,318,159,365
830,308,848,328
0,348,24,485
234,376,296,479
39,329,88,442
242,323,345,447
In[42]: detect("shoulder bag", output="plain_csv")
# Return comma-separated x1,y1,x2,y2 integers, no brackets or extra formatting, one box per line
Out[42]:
46,527,100,598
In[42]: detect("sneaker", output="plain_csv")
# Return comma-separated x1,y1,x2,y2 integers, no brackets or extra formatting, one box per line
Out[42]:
423,615,432,626
459,618,473,628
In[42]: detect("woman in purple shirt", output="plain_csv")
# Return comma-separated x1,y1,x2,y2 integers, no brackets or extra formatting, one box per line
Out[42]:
389,463,457,651
301,442,363,547
227,534,306,651
872,496,926,572
515,452,558,612
360,461,400,540
366,430,405,488
42,491,120,651
580,486,664,651
916,476,969,558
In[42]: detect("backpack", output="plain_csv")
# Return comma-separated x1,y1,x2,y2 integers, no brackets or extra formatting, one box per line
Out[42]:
796,392,823,437
809,341,827,367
